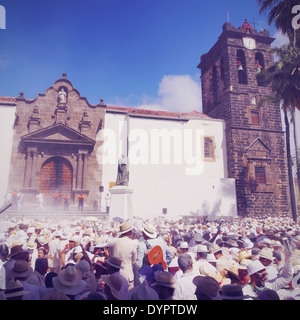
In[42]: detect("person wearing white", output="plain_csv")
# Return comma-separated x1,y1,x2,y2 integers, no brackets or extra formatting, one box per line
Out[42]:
173,253,197,300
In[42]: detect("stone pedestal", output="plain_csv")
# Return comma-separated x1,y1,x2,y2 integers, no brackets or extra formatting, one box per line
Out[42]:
108,186,134,222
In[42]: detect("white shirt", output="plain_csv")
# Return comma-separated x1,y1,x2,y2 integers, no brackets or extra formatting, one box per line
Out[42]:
48,238,61,268
173,271,197,300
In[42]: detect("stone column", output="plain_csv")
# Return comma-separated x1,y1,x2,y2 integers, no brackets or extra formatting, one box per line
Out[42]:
23,151,32,188
31,150,38,189
81,152,88,190
76,153,83,189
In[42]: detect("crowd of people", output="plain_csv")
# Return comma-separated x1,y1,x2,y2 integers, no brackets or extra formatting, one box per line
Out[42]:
0,212,300,300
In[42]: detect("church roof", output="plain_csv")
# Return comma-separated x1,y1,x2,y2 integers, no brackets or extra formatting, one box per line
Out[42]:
106,105,212,121
0,97,17,105
0,95,211,121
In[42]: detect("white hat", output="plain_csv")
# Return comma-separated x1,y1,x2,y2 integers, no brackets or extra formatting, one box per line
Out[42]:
247,260,265,276
180,241,188,249
142,224,157,239
292,273,300,289
74,245,83,254
196,245,209,253
259,248,274,261
243,238,254,249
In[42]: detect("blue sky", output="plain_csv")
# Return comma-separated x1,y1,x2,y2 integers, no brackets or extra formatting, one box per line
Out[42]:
0,0,279,110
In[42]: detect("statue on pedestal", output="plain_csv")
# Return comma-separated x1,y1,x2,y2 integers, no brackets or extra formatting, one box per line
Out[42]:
116,156,129,187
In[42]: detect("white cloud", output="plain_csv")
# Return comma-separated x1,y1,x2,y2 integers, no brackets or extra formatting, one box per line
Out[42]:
156,75,202,113
272,30,289,48
114,74,203,113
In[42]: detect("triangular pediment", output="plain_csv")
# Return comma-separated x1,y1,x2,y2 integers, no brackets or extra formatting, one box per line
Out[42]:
246,138,271,153
245,138,271,159
20,123,95,147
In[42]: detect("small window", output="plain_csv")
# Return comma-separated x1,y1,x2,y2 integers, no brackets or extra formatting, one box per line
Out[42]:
255,167,266,184
204,137,214,159
251,111,260,125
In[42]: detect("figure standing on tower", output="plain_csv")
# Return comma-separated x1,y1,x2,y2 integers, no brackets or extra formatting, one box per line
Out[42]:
242,19,253,33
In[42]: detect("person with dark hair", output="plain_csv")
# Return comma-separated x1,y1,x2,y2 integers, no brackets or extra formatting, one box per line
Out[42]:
45,272,58,288
28,257,49,287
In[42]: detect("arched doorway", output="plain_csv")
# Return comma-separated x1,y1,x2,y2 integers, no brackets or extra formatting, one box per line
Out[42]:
39,156,73,205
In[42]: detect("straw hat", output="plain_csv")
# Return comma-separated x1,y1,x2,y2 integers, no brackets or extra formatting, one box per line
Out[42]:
119,220,133,235
237,250,252,263
142,224,157,239
210,244,222,255
259,248,274,261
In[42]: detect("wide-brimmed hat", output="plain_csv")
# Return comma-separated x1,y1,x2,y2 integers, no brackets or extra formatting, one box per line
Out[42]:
52,266,87,296
225,266,239,281
259,248,274,261
10,245,25,258
12,260,33,278
105,256,123,269
119,220,133,235
210,244,222,255
219,284,250,300
243,238,254,249
5,280,30,299
101,273,123,300
237,250,252,263
142,224,157,239
179,241,188,249
292,273,300,289
225,239,239,248
151,271,176,289
37,236,51,246
196,245,209,253
193,276,220,299
126,281,159,300
247,260,265,276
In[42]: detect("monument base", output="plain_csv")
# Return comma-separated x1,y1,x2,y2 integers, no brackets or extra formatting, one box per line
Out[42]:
108,186,134,222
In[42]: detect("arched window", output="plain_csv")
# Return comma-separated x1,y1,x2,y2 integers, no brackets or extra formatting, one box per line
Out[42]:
220,57,225,81
237,49,248,85
204,137,215,160
212,65,218,103
255,52,265,86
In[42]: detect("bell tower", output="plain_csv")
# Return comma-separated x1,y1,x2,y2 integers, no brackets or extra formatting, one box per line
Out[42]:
198,20,290,217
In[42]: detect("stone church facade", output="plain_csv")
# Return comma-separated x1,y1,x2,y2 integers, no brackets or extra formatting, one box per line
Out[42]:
0,21,297,218
7,73,106,209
